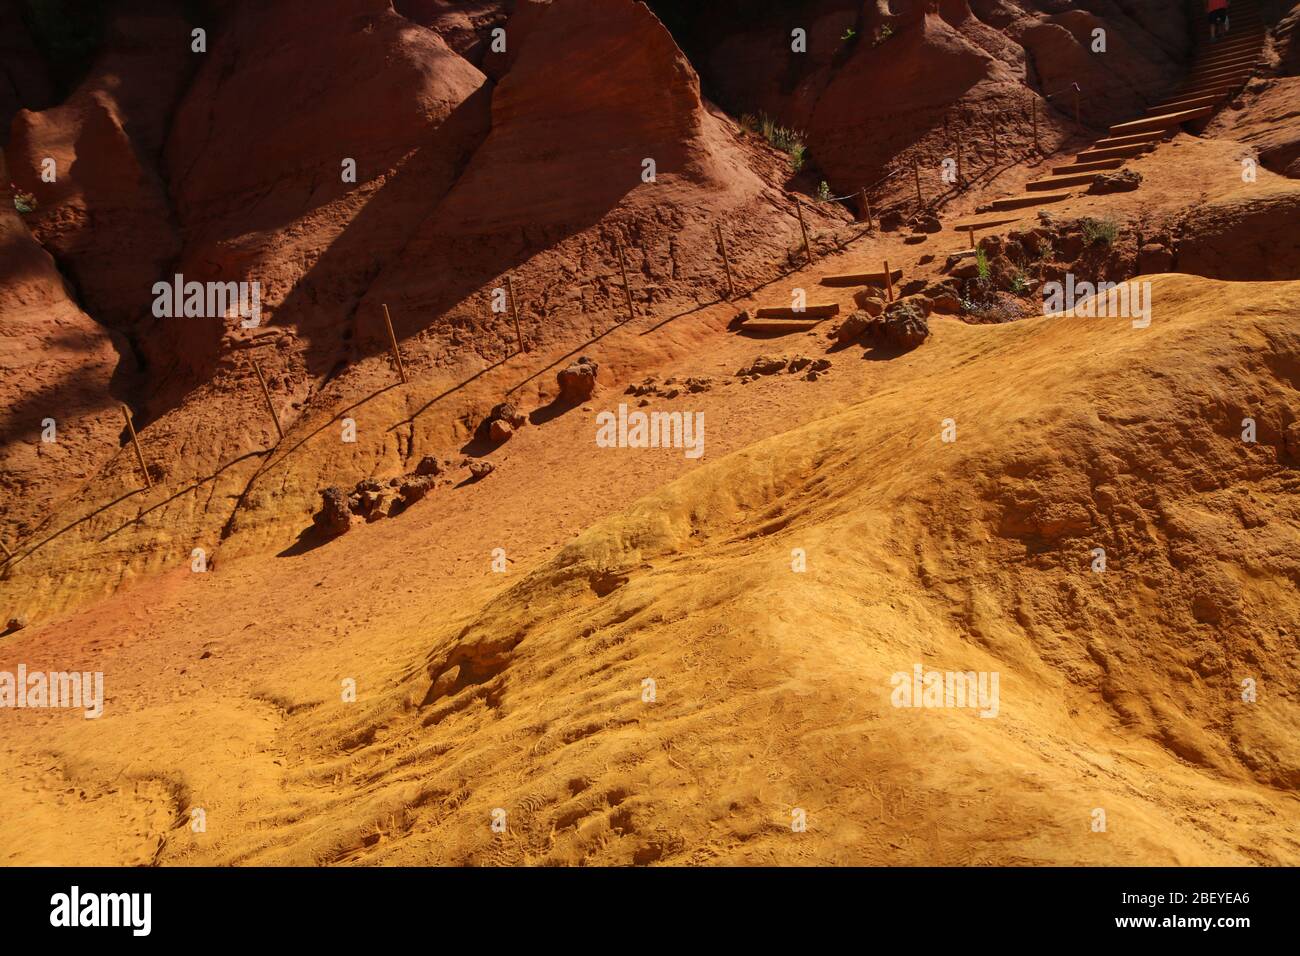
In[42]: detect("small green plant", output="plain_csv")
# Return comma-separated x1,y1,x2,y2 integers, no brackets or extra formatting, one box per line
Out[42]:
976,247,991,283
789,141,806,172
841,27,856,41
1009,271,1030,295
1081,216,1119,246
874,24,894,46
1035,237,1055,261
750,111,808,170
739,113,759,133
10,183,36,214
817,180,831,202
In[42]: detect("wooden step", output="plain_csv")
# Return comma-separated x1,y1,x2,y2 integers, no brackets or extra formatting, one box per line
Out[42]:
1171,79,1248,100
1187,53,1262,74
1076,143,1156,163
1027,172,1098,190
820,269,902,287
1195,37,1266,57
1171,79,1244,99
1190,53,1262,74
754,303,840,319
1107,106,1213,136
1188,64,1256,83
1195,38,1265,57
1147,93,1226,114
1089,131,1170,150
951,216,1022,232
1201,27,1263,43
739,317,828,334
1052,158,1125,174
988,191,1071,212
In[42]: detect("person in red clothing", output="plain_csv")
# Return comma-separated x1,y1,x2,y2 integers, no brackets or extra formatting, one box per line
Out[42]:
1207,0,1231,42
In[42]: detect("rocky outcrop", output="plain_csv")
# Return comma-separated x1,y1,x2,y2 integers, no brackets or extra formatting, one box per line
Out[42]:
0,151,128,542
557,356,599,402
1176,190,1300,281
7,1,191,331
1089,169,1142,194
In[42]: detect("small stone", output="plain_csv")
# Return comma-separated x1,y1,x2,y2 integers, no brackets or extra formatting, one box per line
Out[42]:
932,293,961,315
415,455,442,476
5,615,27,634
1089,169,1141,194
490,402,527,428
557,356,599,402
313,487,353,537
1138,243,1173,274
740,354,787,376
468,459,495,481
399,475,437,505
489,419,514,442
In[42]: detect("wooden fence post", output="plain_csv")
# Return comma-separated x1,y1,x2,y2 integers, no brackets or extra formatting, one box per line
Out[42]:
883,260,894,302
120,404,152,489
1074,85,1082,129
381,304,408,385
616,241,636,323
252,359,284,442
796,199,813,265
716,223,736,300
859,187,873,231
968,225,976,249
0,538,13,561
506,274,525,353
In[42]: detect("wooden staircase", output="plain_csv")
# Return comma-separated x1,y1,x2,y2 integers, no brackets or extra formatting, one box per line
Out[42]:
742,0,1272,330
954,0,1266,233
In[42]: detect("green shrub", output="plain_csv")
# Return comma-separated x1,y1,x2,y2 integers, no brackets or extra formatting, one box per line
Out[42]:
750,111,808,170
817,180,831,201
10,184,37,214
1081,216,1119,246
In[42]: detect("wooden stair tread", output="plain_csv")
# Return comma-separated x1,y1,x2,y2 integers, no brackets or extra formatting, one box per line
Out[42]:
1147,93,1226,114
952,216,1023,231
754,303,840,319
1028,173,1099,190
1052,159,1125,174
1108,106,1213,136
989,191,1071,211
1089,131,1170,149
739,317,830,333
820,270,902,287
